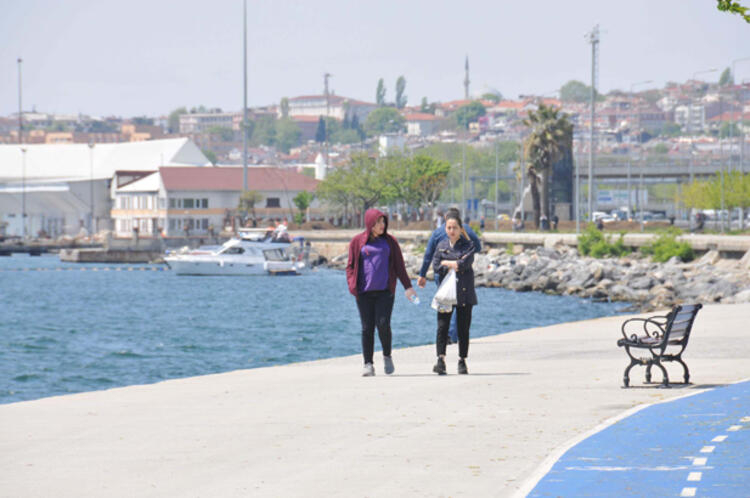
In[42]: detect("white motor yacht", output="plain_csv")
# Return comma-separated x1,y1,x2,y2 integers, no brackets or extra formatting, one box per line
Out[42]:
164,228,302,276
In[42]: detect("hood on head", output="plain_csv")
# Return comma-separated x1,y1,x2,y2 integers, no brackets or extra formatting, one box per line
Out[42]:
364,208,388,235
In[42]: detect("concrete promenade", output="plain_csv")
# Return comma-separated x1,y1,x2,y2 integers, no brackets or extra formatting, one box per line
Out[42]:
1,303,748,497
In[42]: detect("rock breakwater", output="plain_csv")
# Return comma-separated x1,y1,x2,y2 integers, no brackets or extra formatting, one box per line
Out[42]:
328,243,750,311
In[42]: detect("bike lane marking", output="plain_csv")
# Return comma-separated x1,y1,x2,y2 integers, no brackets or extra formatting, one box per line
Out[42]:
524,380,750,497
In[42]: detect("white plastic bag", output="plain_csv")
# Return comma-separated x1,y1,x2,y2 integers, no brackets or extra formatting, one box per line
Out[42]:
431,269,457,312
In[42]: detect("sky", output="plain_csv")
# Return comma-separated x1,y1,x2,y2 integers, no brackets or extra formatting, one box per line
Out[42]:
1,0,749,118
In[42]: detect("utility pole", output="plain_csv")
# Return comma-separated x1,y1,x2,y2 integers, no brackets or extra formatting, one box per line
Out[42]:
494,140,499,231
18,58,25,238
324,73,331,164
461,143,466,217
242,0,248,192
585,25,599,222
464,55,470,100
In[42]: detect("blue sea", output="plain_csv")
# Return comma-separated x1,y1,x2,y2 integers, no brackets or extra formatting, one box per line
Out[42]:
1,254,625,404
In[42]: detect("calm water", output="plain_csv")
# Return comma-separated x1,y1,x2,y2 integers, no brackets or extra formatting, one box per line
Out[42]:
1,254,625,404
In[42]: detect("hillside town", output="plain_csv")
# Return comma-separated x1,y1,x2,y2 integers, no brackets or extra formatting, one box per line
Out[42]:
1,69,749,240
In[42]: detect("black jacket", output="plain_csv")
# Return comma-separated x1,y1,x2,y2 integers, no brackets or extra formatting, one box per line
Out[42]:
432,236,477,307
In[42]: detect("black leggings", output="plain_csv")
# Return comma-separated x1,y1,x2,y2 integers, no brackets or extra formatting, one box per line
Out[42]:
355,290,395,364
437,305,472,359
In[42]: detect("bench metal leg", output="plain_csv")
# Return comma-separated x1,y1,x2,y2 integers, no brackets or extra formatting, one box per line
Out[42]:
654,360,670,387
645,364,653,383
623,360,638,387
675,356,690,384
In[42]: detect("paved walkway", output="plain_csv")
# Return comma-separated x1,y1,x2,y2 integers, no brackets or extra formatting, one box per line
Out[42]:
1,303,749,497
528,380,750,497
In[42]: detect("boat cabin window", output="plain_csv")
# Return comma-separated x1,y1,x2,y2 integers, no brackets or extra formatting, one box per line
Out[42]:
223,246,245,255
263,248,289,261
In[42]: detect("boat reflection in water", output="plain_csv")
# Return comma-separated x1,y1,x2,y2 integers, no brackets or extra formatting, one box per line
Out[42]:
164,228,304,276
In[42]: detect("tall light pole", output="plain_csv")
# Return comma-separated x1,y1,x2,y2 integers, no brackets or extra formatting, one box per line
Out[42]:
731,57,750,174
628,80,652,219
494,140,499,231
461,142,466,216
18,58,25,238
242,0,248,192
17,58,23,145
585,24,600,222
686,68,717,230
20,147,27,238
89,143,95,233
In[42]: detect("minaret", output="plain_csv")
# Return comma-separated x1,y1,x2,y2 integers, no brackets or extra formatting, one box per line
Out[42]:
464,55,470,100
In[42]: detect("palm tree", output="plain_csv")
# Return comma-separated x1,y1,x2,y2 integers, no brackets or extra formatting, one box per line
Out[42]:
523,104,573,228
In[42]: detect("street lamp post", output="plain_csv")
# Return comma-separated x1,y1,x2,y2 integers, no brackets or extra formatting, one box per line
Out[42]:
731,57,750,174
88,143,95,234
494,140,499,231
687,68,718,230
20,147,27,238
628,80,652,220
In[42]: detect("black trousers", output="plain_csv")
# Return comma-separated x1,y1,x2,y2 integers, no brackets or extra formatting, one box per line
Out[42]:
355,290,395,364
437,305,472,359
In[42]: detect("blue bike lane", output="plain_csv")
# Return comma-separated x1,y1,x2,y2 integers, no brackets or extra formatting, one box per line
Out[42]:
528,380,750,497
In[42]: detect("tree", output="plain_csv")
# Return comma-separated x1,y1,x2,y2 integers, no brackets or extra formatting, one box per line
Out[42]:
405,155,451,212
251,116,276,146
364,107,405,136
280,97,290,118
202,149,218,165
206,126,234,142
275,118,301,153
716,0,750,23
238,190,264,220
376,78,386,107
168,107,187,133
293,191,314,224
719,67,734,86
523,104,574,228
395,76,407,109
315,116,326,143
454,101,486,129
560,80,597,103
317,153,396,225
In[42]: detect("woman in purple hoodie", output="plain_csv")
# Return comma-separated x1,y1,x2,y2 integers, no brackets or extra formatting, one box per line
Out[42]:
346,209,416,376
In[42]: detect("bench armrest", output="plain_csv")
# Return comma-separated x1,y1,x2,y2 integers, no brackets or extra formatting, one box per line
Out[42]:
620,317,667,344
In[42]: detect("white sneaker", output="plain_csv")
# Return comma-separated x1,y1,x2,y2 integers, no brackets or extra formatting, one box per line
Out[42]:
362,363,375,377
383,356,395,375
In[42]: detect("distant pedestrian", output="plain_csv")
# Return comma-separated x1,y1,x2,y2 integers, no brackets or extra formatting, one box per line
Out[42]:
480,216,485,231
347,208,416,377
551,214,559,230
418,208,481,344
431,209,477,375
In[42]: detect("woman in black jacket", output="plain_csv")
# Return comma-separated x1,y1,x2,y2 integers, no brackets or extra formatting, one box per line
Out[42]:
431,210,477,375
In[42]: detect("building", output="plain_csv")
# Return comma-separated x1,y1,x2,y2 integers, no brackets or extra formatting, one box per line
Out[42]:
404,113,440,136
179,111,238,134
0,138,210,237
286,95,376,123
111,166,321,237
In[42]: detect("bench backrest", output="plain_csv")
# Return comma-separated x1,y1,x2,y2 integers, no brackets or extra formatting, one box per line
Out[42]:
664,304,702,344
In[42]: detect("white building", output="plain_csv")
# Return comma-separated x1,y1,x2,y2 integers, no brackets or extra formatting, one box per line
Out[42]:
404,113,440,136
179,111,238,134
0,138,210,237
111,166,321,238
674,104,706,133
286,95,377,123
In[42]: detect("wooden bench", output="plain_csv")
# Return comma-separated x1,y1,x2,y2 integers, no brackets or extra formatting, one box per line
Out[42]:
617,304,702,387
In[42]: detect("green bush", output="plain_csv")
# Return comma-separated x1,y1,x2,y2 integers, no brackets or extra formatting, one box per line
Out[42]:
641,228,694,262
578,223,631,258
